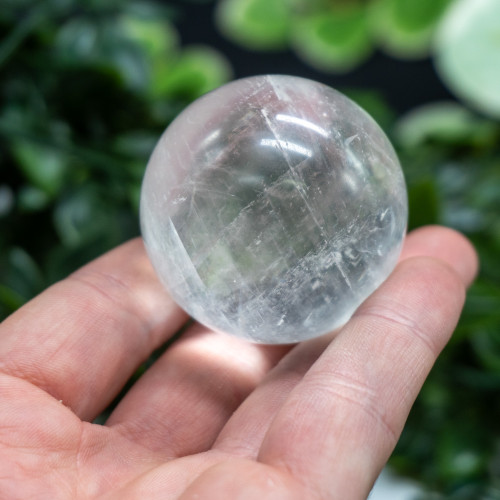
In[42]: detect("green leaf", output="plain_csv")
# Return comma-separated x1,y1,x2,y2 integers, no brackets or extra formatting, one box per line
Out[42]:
395,102,497,148
436,423,490,482
152,45,232,100
291,6,372,72
0,7,45,67
477,286,500,328
434,0,500,118
10,140,68,197
52,183,139,255
17,185,51,212
408,178,440,229
120,13,178,61
0,284,25,315
215,0,290,50
54,16,150,92
53,187,114,248
128,183,142,214
0,247,44,301
0,185,15,218
370,0,452,59
342,89,396,133
54,17,99,62
112,131,158,161
471,330,500,373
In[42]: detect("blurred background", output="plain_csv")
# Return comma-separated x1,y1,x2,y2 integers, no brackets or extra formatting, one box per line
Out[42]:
1,0,500,497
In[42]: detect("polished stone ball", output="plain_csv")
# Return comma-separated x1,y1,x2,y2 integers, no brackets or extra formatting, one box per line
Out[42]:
140,75,407,343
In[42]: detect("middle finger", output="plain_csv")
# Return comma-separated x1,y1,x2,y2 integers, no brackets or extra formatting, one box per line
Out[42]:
106,324,290,458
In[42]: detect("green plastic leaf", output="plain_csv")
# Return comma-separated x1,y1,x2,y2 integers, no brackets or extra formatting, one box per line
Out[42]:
434,0,500,118
370,0,452,59
152,45,232,99
215,0,290,50
10,140,67,197
291,6,372,72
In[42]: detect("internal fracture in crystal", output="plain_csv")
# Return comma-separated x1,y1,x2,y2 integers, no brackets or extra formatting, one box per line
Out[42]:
140,75,408,343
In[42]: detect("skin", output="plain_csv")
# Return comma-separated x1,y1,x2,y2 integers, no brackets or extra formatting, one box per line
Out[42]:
0,225,478,499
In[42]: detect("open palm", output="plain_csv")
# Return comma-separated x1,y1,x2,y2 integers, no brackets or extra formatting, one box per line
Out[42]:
0,226,477,499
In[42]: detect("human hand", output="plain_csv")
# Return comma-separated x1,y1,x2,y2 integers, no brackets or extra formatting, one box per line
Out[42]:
0,226,478,500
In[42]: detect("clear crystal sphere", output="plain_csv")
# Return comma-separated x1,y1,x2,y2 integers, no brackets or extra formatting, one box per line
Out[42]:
140,75,407,344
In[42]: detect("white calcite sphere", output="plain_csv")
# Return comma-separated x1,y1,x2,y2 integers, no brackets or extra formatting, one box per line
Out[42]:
140,75,407,343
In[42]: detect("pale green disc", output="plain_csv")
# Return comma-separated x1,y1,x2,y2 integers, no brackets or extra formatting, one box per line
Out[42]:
434,0,500,118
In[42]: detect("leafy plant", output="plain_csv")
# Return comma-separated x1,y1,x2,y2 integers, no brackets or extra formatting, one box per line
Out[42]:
216,0,454,71
0,0,231,318
391,100,500,497
216,0,500,124
2,1,500,497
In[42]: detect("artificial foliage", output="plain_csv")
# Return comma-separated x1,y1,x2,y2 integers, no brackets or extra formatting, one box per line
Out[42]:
1,0,500,498
0,0,231,314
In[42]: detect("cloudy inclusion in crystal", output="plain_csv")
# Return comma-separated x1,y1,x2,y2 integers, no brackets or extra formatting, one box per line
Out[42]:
140,75,408,343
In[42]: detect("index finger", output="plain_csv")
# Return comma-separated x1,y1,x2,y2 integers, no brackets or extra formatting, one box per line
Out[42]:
0,239,188,421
